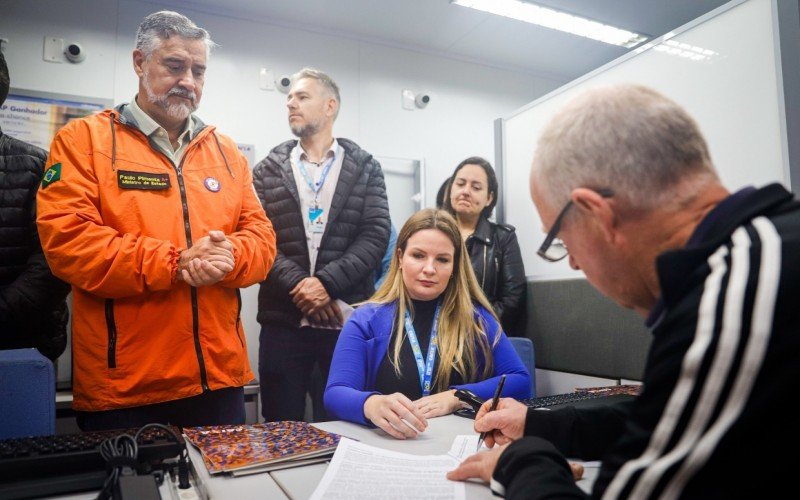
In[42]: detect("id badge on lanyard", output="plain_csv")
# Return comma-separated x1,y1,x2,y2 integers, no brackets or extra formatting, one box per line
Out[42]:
299,155,335,235
308,205,325,233
404,304,441,396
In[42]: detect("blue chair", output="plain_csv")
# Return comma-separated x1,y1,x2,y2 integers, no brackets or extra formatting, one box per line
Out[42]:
0,349,55,439
508,337,536,397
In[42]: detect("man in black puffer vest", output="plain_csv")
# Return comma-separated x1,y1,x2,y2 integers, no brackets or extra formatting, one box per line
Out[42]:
253,68,390,422
0,51,70,362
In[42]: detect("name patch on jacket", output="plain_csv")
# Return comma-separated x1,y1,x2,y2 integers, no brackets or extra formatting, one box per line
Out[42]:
117,170,171,190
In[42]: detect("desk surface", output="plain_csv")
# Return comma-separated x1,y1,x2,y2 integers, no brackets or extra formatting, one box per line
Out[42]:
196,415,597,499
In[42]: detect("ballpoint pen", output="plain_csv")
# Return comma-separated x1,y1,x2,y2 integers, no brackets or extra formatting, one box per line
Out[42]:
477,374,506,451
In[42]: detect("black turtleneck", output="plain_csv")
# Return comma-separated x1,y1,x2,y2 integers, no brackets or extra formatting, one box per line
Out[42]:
374,298,465,399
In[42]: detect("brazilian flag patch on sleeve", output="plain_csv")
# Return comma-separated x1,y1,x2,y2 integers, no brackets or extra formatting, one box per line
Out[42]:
42,163,62,188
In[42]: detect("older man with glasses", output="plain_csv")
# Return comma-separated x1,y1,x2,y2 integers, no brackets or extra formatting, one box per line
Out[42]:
448,84,800,499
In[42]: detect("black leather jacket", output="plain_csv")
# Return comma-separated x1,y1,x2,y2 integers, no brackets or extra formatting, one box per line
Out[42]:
466,216,526,335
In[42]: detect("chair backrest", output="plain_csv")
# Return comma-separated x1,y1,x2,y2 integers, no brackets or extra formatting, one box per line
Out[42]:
0,349,55,439
523,279,651,380
508,337,536,397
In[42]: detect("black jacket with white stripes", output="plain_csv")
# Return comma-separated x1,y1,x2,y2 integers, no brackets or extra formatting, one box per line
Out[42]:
492,184,800,499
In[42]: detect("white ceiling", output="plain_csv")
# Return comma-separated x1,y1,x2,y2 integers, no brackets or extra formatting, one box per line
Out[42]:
160,0,730,80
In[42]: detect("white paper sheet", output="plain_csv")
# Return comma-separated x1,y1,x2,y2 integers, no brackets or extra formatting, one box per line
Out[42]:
309,438,465,500
447,435,489,462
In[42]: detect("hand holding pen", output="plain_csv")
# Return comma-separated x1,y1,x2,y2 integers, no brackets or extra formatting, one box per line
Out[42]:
477,374,506,451
473,396,528,448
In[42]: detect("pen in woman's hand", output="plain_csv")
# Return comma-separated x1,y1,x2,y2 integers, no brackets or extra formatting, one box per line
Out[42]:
477,374,506,451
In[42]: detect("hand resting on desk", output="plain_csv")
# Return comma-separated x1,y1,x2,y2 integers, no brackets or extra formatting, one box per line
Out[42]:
414,389,462,418
364,393,428,439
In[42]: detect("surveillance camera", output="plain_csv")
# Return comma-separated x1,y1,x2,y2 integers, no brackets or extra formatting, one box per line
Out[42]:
415,93,431,109
64,43,85,63
276,75,292,94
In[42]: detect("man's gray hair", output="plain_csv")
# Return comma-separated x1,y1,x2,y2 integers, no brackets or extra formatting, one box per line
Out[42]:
531,84,718,211
135,11,216,59
292,67,341,118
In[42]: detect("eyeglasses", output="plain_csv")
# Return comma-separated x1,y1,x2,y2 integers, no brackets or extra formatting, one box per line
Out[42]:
537,188,614,262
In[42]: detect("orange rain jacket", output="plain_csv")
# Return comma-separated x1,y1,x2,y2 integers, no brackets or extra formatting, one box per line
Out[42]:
36,105,276,411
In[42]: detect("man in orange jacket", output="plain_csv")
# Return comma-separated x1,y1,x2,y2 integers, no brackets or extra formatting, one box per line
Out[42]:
36,11,276,431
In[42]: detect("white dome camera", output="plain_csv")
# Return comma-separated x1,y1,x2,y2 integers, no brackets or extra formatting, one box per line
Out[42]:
64,43,85,63
415,93,431,109
276,75,292,94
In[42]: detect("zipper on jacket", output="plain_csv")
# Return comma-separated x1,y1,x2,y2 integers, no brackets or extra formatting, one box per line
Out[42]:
481,245,488,289
115,117,211,391
105,299,117,368
235,289,244,347
494,256,500,295
175,154,210,392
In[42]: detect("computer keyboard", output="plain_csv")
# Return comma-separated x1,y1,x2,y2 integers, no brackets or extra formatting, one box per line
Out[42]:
0,425,184,499
520,391,609,408
454,391,636,419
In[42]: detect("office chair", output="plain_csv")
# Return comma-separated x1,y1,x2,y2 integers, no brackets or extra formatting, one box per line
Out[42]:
0,349,55,439
508,337,536,397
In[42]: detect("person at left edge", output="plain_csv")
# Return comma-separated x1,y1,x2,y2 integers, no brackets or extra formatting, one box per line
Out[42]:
36,11,276,431
0,49,70,362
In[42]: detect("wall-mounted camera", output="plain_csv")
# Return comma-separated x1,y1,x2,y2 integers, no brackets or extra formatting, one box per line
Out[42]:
276,75,292,94
415,93,431,109
64,43,85,63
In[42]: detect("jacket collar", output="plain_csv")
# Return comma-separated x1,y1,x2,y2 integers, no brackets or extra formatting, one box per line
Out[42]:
267,138,371,226
649,183,795,328
113,103,207,137
468,216,493,245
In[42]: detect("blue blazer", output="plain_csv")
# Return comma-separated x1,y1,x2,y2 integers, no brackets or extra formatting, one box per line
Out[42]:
324,301,531,425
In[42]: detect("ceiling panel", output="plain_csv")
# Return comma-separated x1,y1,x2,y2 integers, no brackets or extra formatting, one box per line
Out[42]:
160,0,731,79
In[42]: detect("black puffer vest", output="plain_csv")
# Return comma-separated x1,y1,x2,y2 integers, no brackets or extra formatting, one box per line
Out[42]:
0,129,70,361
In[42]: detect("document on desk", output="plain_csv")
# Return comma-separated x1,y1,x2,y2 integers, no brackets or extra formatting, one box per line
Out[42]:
447,435,488,462
309,438,465,500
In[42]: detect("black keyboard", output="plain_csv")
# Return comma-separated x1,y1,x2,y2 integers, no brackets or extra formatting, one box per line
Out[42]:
0,426,184,499
455,392,635,419
520,391,609,408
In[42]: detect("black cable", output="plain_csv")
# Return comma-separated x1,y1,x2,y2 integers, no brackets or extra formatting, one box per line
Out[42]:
96,433,137,500
133,424,190,489
95,423,189,499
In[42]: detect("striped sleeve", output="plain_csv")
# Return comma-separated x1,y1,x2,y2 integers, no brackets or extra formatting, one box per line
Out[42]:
602,217,782,499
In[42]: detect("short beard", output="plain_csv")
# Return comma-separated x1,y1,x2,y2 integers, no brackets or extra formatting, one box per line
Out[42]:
290,119,322,139
142,71,197,120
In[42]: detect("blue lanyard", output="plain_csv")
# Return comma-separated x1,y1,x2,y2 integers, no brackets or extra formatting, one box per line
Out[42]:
297,153,336,202
403,303,440,396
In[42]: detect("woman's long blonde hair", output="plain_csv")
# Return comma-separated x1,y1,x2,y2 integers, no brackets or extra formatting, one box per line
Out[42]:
370,208,500,391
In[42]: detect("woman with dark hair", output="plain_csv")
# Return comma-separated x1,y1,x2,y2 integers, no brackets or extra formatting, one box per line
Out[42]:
444,157,526,334
435,178,450,209
324,208,530,439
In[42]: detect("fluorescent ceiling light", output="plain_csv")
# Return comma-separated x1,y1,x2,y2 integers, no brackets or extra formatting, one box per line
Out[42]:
653,39,717,62
451,0,648,48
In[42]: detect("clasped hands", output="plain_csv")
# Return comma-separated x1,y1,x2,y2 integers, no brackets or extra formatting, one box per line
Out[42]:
178,230,235,287
290,277,343,329
363,390,464,440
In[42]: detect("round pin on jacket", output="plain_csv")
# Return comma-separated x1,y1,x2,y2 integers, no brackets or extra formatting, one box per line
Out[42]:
204,177,221,192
